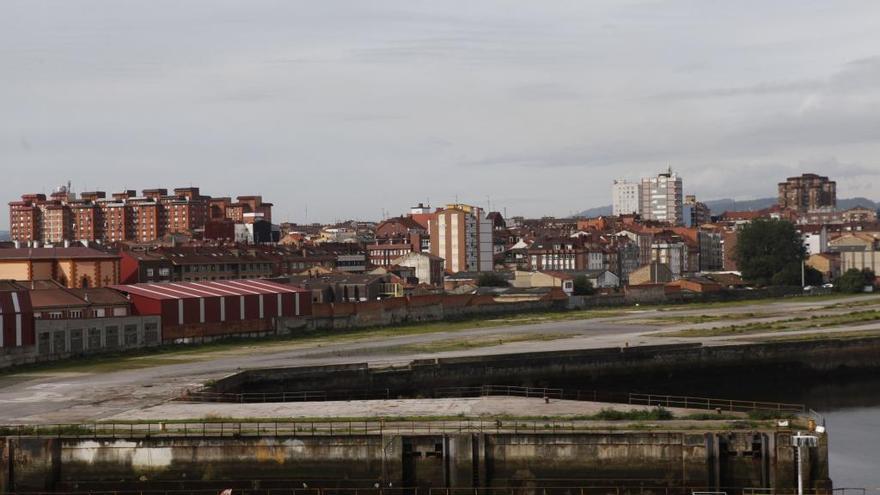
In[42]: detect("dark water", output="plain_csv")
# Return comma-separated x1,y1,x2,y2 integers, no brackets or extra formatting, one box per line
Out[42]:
823,407,880,488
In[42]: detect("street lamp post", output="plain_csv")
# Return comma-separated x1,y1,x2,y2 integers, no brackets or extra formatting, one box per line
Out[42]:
791,432,819,495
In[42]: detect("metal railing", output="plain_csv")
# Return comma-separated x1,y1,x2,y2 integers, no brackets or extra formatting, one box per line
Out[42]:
4,487,846,495
183,389,393,403
434,385,564,399
627,393,805,414
179,385,805,414
1,416,799,440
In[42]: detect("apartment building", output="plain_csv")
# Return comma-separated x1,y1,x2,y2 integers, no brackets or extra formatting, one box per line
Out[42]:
367,216,428,267
778,173,836,212
639,168,683,225
8,186,271,244
683,195,711,228
429,204,493,273
612,180,641,216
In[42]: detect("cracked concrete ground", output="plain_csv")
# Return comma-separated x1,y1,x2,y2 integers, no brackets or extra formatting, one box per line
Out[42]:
0,294,877,424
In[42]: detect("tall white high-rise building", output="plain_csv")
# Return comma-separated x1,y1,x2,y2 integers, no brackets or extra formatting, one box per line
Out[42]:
639,168,683,225
612,180,641,216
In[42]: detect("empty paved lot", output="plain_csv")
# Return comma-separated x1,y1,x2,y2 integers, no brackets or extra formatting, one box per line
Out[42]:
1,294,878,424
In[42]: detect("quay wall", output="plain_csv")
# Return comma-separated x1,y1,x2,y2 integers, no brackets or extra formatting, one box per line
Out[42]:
1,430,828,492
223,338,880,396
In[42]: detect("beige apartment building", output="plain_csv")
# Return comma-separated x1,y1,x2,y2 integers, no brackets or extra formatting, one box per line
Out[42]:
428,204,493,273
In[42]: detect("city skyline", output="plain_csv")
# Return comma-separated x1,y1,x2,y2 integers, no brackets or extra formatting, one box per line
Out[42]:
3,1,880,229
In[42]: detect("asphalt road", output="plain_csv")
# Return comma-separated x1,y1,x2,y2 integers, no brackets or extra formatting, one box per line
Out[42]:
1,294,878,424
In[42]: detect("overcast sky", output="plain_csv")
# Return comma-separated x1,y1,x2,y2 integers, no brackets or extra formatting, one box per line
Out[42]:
2,1,880,228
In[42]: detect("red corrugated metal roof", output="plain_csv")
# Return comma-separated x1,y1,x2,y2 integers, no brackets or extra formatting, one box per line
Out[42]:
110,279,307,300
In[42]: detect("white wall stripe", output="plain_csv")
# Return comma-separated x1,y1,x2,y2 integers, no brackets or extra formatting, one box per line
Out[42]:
15,315,22,346
259,295,264,319
199,298,205,323
11,292,20,313
220,296,226,322
178,299,184,325
277,293,282,317
0,314,4,347
239,296,245,320
295,293,300,316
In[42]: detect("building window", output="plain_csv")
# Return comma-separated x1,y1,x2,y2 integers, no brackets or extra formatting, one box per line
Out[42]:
69,310,83,319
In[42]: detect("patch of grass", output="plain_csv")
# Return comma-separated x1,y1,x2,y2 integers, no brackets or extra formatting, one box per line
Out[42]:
627,312,766,326
656,292,878,312
380,333,576,354
682,413,741,420
0,424,95,436
656,310,880,338
747,410,797,420
741,329,880,343
593,407,674,421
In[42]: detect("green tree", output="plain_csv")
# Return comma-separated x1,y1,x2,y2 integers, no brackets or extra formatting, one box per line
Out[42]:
734,219,806,285
476,272,509,287
837,268,873,293
770,263,823,287
572,275,595,295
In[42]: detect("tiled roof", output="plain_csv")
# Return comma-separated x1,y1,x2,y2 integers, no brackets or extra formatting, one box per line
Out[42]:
0,247,119,260
28,289,90,309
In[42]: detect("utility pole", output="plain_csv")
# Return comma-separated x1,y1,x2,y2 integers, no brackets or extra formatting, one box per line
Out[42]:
802,257,806,288
792,432,818,495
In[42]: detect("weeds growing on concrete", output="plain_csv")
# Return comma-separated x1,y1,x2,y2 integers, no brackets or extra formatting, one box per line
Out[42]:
593,407,674,420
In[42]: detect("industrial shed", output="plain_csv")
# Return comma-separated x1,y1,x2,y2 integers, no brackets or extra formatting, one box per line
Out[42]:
111,279,311,342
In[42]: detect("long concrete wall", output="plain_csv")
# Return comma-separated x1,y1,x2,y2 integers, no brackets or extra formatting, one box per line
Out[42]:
1,430,826,492
222,338,880,397
279,295,566,332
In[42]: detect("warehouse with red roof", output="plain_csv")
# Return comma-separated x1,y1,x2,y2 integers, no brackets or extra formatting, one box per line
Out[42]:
110,279,311,342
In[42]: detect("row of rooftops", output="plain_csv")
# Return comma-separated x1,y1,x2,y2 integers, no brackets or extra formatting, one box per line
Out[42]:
0,278,308,310
0,280,129,310
13,190,269,205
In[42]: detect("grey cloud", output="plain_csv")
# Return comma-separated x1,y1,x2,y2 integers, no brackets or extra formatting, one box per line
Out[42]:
650,80,824,100
509,83,581,101
2,0,880,226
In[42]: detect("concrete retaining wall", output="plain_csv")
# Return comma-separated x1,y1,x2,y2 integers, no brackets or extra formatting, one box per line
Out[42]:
224,338,880,397
279,296,564,333
1,430,826,492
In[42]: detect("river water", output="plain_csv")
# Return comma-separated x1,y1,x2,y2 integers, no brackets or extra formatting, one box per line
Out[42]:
552,367,880,487
823,407,879,488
